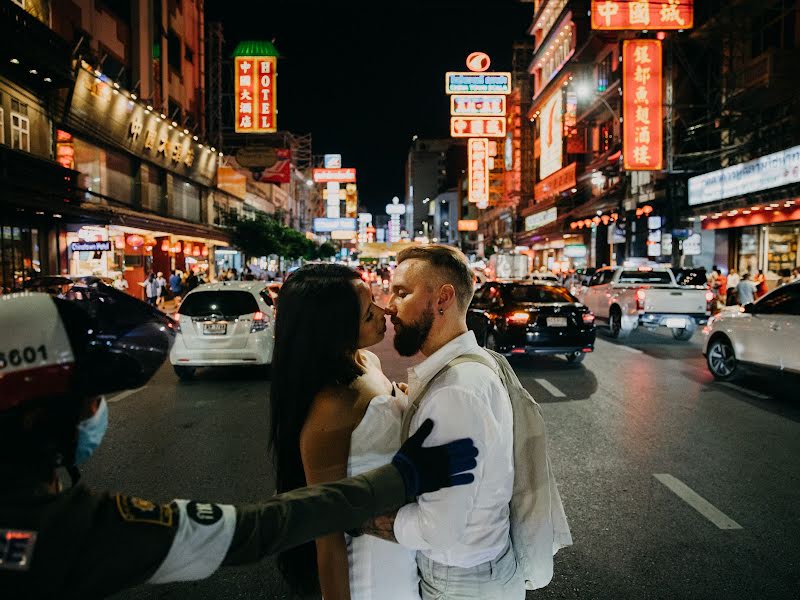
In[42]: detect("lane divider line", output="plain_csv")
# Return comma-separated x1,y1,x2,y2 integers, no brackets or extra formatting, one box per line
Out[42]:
654,474,743,530
107,387,147,404
717,382,771,401
534,378,566,398
597,339,644,354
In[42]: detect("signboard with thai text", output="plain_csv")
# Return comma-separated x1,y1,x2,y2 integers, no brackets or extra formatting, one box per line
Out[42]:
591,1,694,30
524,207,558,232
688,144,800,206
445,72,512,94
234,56,277,133
450,95,506,116
468,138,489,204
451,117,506,138
623,40,663,171
313,168,357,183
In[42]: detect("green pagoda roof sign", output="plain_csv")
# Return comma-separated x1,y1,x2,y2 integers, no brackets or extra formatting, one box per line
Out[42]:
233,41,280,58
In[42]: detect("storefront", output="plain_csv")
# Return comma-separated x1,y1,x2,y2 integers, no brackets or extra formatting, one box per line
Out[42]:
689,144,800,285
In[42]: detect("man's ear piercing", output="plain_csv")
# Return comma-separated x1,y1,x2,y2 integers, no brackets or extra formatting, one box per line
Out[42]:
439,308,444,315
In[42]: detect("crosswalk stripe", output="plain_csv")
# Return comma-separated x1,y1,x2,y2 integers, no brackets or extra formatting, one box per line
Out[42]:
534,378,566,398
654,474,743,530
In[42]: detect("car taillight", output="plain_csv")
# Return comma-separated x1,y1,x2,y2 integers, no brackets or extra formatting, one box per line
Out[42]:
636,289,646,311
173,313,182,333
250,311,268,333
582,312,596,325
506,312,530,326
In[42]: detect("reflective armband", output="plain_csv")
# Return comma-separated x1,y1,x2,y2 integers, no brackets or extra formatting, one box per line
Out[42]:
147,500,236,584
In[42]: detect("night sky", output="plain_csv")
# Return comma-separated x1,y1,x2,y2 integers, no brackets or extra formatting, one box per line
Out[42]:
205,0,533,213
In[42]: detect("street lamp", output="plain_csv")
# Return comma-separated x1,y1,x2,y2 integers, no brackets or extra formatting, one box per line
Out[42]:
572,80,621,124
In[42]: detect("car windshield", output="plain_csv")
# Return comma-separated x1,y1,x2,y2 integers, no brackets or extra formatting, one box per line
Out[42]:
619,271,673,284
179,291,259,317
506,285,575,303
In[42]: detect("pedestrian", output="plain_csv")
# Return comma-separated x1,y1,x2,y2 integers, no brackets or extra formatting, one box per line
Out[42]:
753,269,768,298
113,273,129,293
726,268,740,306
185,269,199,292
382,245,526,599
155,271,167,307
142,272,159,306
169,269,183,304
0,292,478,600
736,272,757,306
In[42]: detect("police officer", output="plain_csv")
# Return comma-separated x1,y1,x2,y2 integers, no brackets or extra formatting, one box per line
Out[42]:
0,289,478,599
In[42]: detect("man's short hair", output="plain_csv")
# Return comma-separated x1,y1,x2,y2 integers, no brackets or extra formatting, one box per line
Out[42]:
397,245,474,309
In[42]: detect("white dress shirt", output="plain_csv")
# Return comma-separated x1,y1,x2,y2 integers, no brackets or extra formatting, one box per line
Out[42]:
393,330,514,568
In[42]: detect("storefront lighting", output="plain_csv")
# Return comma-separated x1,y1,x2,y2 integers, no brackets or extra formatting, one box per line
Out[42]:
147,105,153,111
160,113,166,119
198,144,204,148
183,129,189,135
113,82,120,89
751,206,761,211
171,121,178,127
570,187,578,193
202,247,209,257
43,77,51,82
728,210,738,216
53,214,62,218
95,71,102,78
10,58,19,64
130,93,137,100
29,69,37,75
161,239,170,252
218,152,223,157
699,216,707,221
192,135,199,141
769,203,780,208
113,89,119,95
210,147,216,152
742,210,751,215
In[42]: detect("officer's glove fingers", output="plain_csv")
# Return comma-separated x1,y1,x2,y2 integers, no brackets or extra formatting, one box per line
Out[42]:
449,473,476,487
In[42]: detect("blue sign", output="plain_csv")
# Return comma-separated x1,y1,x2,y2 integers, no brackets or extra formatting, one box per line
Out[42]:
313,217,357,233
671,228,692,240
70,241,111,252
445,72,512,94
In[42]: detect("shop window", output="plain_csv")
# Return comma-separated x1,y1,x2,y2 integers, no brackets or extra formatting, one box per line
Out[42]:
767,225,798,276
169,176,201,222
11,111,30,152
141,163,165,212
168,29,182,72
105,149,135,205
73,137,134,205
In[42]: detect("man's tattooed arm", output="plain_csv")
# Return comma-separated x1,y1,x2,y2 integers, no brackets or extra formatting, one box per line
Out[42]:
361,511,399,543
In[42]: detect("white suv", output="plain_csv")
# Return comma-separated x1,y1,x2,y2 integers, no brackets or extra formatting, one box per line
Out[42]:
703,282,800,380
170,281,276,379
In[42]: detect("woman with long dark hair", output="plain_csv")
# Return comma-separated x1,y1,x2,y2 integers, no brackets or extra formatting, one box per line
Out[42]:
270,263,419,600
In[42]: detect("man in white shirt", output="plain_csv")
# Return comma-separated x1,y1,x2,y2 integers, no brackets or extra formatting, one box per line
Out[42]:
363,245,523,599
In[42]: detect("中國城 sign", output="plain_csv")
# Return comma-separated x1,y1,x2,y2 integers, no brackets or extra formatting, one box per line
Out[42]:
591,0,693,30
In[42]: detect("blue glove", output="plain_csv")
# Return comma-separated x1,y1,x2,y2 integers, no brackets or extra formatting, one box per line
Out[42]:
392,419,478,500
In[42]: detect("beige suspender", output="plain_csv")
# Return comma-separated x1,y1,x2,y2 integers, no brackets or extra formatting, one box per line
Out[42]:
399,353,499,442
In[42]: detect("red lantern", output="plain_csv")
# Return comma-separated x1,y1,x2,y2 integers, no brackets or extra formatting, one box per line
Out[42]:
161,239,170,252
114,236,126,249
193,245,201,257
584,219,592,228
643,205,654,215
570,222,578,230
611,212,619,221
175,241,182,253
201,246,209,257
601,215,610,225
145,246,153,253
592,216,601,226
636,208,644,217
126,234,145,248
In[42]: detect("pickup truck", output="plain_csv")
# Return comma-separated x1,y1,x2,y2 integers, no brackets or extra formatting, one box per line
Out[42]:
575,267,713,340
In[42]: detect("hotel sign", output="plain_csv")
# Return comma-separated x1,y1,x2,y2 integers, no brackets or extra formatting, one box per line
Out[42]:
234,56,277,133
591,0,694,30
623,40,663,171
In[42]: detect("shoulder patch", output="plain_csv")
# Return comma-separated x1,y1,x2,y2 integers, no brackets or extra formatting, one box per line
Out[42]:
0,529,37,571
115,494,174,527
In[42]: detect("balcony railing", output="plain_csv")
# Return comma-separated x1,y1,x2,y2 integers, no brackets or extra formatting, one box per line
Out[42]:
732,48,800,103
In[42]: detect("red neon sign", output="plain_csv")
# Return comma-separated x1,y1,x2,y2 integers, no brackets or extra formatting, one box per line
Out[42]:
312,168,357,183
234,56,277,133
591,1,694,31
623,40,663,171
451,117,507,138
468,138,489,204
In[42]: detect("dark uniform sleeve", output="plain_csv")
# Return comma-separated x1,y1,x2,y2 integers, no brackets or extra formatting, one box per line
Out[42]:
223,464,406,565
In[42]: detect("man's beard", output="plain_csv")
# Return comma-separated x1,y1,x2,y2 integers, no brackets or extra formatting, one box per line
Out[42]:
393,304,435,357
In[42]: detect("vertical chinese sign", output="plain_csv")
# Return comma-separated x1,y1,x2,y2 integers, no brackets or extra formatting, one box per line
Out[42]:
468,138,489,205
591,1,694,30
234,55,277,133
623,40,663,171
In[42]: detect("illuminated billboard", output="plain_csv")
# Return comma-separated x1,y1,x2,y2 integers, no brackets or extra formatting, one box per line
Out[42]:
313,217,357,233
451,117,507,138
313,168,357,183
623,40,663,171
234,56,277,133
539,89,563,179
591,0,693,31
468,138,489,204
451,95,506,116
445,72,512,95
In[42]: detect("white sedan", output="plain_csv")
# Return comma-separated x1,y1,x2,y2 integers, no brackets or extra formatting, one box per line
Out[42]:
170,281,276,379
703,282,800,380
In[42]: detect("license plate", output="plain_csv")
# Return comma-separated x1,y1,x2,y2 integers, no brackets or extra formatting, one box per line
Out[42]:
665,318,686,328
203,322,227,335
547,317,568,327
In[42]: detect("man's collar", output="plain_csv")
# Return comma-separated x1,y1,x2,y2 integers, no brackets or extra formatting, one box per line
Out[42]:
408,330,479,390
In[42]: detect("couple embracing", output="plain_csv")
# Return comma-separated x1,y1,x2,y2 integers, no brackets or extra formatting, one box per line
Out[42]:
270,246,526,600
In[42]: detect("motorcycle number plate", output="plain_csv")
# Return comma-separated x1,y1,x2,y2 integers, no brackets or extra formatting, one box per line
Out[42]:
203,323,227,335
547,317,567,327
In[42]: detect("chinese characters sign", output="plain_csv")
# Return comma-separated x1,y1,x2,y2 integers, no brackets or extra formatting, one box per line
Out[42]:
468,138,489,204
591,1,693,30
623,40,663,171
539,89,563,179
451,95,506,116
451,117,507,138
235,56,277,133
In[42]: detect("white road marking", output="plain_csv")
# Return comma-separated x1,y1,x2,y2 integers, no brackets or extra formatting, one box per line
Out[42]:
534,378,566,398
107,387,146,404
717,382,771,401
654,474,743,530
